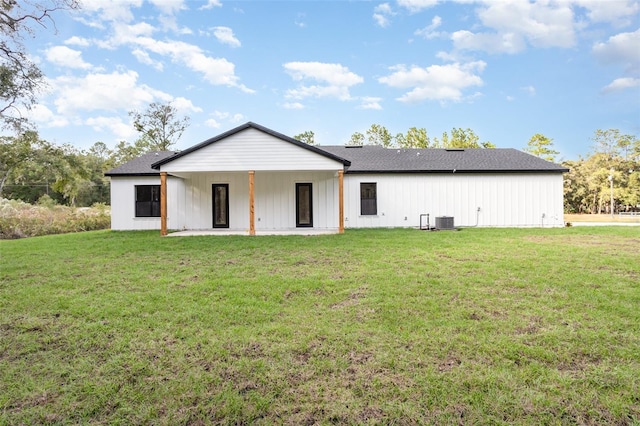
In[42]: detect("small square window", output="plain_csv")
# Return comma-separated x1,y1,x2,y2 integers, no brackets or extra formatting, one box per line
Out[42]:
135,185,161,217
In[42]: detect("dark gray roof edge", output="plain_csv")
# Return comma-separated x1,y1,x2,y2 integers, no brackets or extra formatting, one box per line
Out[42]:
151,122,351,169
105,172,161,177
345,168,570,174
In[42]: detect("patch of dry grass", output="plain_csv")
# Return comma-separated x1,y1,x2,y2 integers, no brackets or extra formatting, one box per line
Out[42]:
565,213,640,223
0,199,110,239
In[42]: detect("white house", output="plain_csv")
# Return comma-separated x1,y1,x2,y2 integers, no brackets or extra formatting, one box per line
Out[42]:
105,122,568,235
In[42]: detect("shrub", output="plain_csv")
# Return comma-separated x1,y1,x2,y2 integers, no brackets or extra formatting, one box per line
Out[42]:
36,194,58,208
0,199,110,239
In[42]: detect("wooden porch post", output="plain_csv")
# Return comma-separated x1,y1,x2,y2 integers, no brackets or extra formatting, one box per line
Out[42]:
160,172,167,236
248,171,255,235
338,170,344,234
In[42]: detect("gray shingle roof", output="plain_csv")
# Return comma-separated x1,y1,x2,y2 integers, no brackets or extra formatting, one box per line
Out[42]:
320,146,569,173
105,126,569,177
105,151,176,176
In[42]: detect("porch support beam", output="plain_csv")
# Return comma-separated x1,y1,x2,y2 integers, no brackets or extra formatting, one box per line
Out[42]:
160,172,167,236
338,170,344,234
249,171,255,235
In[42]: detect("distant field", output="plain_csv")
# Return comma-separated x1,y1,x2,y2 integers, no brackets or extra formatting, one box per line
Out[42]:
1,228,639,424
565,213,640,223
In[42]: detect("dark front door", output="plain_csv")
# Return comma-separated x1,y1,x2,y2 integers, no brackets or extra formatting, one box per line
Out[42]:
212,184,229,228
296,183,313,227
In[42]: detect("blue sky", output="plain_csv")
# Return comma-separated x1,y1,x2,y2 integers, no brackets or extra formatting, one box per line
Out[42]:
21,0,640,160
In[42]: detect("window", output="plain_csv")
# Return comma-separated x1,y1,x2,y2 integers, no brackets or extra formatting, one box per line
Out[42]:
360,183,377,215
135,185,161,217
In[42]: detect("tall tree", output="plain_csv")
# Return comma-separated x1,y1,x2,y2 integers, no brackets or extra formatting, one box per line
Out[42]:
434,128,494,148
347,131,365,146
294,130,316,145
129,102,190,151
397,127,430,148
0,130,39,196
592,128,639,160
0,0,79,131
524,133,559,161
366,124,393,147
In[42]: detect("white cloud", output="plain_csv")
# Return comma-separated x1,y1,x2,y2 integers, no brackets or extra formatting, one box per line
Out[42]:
521,85,536,96
205,118,221,128
283,62,364,101
200,0,222,10
85,116,137,141
71,5,252,95
104,22,156,48
133,37,254,93
213,26,241,48
78,0,142,23
50,70,167,115
478,2,576,48
415,15,443,39
452,30,526,54
157,14,192,35
601,77,640,93
28,104,69,128
283,102,305,109
359,97,383,110
397,0,439,13
171,97,203,113
593,29,640,92
64,36,92,47
450,1,576,55
574,0,640,27
378,61,486,103
131,48,164,70
593,29,640,72
45,46,92,69
210,111,245,124
149,0,186,15
373,3,394,28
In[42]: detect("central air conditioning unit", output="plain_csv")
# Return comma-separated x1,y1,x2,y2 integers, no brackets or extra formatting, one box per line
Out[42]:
435,216,455,230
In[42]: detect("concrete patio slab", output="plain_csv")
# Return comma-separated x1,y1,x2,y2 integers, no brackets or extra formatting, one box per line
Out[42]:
167,229,339,236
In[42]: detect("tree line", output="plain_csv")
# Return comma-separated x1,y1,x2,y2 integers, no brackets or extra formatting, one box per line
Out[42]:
0,102,189,206
2,113,638,212
295,124,496,149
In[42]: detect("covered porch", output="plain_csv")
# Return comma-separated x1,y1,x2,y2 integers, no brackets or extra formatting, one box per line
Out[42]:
159,169,345,236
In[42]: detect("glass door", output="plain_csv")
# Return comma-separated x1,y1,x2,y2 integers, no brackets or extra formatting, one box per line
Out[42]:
296,183,313,227
212,184,229,228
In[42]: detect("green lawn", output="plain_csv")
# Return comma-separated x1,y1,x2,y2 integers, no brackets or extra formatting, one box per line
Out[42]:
1,228,639,424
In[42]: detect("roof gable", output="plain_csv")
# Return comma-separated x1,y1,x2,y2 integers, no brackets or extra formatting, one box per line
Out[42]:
152,122,349,171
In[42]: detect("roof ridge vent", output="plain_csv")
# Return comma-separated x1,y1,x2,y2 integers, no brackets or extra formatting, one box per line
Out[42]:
445,148,465,152
346,145,363,148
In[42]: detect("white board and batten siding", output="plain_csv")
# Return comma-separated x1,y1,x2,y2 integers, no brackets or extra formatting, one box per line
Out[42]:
110,176,186,230
180,172,248,230
160,128,343,173
180,171,338,231
254,171,338,230
343,173,565,228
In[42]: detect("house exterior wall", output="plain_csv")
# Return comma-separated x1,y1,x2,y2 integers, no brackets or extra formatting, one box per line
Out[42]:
110,171,339,232
343,173,565,228
109,176,186,230
160,128,343,173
